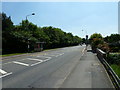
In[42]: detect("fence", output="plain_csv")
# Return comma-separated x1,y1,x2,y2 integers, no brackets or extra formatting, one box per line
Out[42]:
96,48,120,89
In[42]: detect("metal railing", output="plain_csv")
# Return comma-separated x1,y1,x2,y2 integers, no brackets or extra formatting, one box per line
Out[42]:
96,48,120,89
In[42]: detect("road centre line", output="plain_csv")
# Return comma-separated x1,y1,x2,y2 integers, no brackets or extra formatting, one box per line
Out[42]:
13,61,29,66
0,69,7,74
0,72,12,78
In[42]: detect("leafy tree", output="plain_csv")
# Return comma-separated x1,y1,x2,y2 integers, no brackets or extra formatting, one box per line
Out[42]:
90,33,103,40
2,12,82,54
104,34,120,43
104,34,120,52
90,33,103,52
81,38,86,44
2,13,15,54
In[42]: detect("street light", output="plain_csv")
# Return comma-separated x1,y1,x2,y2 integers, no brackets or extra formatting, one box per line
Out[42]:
82,30,88,50
25,13,35,53
26,13,35,20
82,29,87,35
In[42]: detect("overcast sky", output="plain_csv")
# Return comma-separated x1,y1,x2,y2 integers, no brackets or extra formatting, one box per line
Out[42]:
2,2,118,38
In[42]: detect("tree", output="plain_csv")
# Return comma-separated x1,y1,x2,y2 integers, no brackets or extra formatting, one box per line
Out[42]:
90,33,102,40
104,34,120,43
2,13,15,54
104,34,120,52
90,33,103,52
2,12,83,54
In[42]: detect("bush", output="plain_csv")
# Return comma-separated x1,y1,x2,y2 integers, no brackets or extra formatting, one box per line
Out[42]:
109,42,120,52
98,42,110,53
90,38,104,52
107,53,120,65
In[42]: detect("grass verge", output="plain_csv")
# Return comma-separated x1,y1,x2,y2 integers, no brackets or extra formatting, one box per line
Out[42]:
0,53,26,57
111,64,120,78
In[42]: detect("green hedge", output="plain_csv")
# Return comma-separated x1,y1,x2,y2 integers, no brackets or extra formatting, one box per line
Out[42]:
107,53,120,65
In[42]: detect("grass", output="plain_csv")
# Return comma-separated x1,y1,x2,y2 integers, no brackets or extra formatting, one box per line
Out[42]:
111,64,120,78
0,53,26,57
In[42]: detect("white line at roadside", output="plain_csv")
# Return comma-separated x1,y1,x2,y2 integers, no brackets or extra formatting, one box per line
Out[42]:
13,61,29,66
0,72,12,78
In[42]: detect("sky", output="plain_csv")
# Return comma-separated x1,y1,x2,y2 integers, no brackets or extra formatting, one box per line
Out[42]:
2,2,118,38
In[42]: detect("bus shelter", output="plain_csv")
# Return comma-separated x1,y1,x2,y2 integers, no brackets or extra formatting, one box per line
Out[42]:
34,42,45,52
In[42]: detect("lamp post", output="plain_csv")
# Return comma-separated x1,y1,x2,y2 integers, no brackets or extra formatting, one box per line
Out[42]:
82,30,88,49
82,29,87,36
26,13,35,53
26,13,35,20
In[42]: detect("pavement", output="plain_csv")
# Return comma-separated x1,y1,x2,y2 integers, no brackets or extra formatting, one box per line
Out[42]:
1,45,114,88
61,47,114,88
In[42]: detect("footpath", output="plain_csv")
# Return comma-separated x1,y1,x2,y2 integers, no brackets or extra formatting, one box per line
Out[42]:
61,46,114,88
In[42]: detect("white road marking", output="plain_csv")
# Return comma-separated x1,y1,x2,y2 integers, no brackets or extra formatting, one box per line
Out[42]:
44,53,47,55
82,48,85,53
44,58,51,61
0,72,12,78
2,62,13,65
55,53,64,57
36,56,51,58
31,57,51,66
13,61,29,66
47,55,57,56
2,59,26,65
0,69,7,74
26,58,43,62
60,53,64,55
81,48,86,56
55,55,59,57
31,61,43,66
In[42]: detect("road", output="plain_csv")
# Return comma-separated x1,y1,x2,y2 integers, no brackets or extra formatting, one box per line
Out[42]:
1,45,114,88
